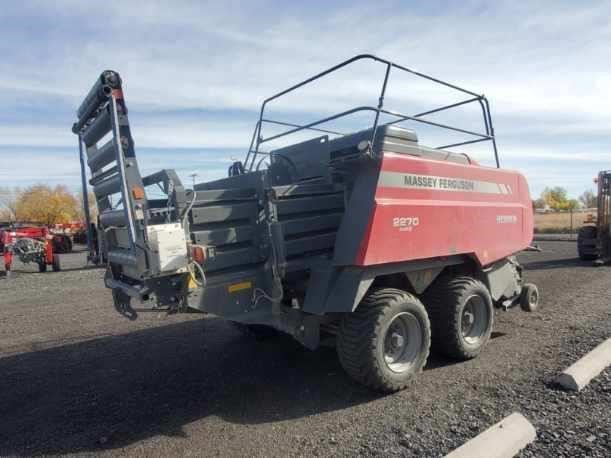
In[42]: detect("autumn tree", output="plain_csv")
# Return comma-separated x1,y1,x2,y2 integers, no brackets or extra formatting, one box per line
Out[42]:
16,184,80,225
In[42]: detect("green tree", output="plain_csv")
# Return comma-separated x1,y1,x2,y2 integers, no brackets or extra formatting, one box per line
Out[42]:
565,199,579,211
541,186,570,210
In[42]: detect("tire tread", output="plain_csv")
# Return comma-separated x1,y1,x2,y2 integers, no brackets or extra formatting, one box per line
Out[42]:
423,276,492,360
337,288,430,393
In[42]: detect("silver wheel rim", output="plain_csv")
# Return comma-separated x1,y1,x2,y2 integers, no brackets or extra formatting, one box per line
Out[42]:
383,312,423,373
528,288,538,306
461,295,489,345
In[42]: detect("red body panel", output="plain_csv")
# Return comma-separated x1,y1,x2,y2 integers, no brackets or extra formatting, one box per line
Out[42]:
357,153,533,267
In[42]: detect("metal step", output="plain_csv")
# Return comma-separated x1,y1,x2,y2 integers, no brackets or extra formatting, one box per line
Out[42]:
94,174,122,198
88,139,117,171
99,209,127,227
82,108,111,147
107,249,137,266
90,165,119,187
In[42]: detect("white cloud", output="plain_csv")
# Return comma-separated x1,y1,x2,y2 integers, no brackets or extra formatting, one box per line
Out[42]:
0,0,609,196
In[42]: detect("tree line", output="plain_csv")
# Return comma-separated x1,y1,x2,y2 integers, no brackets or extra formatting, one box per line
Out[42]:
533,187,597,211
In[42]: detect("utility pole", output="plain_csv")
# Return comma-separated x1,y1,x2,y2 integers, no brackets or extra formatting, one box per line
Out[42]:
189,173,198,189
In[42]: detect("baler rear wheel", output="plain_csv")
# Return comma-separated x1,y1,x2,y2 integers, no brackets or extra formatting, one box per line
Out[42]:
337,288,431,393
423,276,493,360
38,261,47,273
52,256,60,272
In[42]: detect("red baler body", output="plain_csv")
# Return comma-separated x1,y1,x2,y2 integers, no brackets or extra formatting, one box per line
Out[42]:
358,153,533,267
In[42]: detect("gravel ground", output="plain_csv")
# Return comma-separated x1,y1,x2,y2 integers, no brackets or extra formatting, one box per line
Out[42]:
0,242,609,457
534,234,578,242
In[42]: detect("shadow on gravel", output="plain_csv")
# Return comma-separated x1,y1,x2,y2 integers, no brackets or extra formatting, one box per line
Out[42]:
0,319,384,456
522,257,589,271
0,266,102,278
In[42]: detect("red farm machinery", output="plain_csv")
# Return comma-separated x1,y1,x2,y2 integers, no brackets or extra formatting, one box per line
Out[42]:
72,55,539,392
1,225,69,274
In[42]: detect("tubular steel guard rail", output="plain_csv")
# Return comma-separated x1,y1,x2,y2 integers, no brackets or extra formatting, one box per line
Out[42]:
243,54,499,170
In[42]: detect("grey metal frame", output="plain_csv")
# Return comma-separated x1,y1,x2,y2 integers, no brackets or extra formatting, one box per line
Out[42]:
597,171,611,258
243,54,499,171
73,72,186,281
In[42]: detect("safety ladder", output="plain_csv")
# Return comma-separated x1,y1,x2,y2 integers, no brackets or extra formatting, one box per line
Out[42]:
72,71,185,287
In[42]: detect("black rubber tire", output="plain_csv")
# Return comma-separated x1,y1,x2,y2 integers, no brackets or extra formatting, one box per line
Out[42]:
52,256,60,272
60,236,72,253
519,283,539,312
337,288,431,393
112,288,138,320
38,262,47,273
577,225,598,261
423,276,494,360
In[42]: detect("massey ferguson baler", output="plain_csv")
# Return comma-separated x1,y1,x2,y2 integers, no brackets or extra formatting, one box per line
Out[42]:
72,55,539,392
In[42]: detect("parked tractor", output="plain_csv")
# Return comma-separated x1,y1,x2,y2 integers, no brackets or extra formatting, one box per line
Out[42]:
72,55,539,392
2,225,62,273
577,170,611,263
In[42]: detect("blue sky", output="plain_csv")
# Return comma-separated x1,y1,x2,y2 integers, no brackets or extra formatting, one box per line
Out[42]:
0,0,610,199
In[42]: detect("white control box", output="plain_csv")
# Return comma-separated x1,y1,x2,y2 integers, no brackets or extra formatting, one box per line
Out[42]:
146,223,189,276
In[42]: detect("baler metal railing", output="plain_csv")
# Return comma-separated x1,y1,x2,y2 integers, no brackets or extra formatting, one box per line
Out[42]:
243,54,499,171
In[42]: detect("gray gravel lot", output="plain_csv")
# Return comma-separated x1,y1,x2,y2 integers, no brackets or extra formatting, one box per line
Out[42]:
0,242,609,457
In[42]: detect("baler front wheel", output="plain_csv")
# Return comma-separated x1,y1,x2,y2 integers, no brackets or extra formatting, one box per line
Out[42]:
519,283,539,312
337,288,431,393
424,276,493,360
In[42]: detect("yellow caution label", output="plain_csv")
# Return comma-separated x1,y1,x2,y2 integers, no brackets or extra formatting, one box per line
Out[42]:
228,281,252,293
188,276,198,290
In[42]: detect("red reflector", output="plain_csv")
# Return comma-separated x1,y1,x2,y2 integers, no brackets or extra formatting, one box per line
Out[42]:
191,245,205,264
